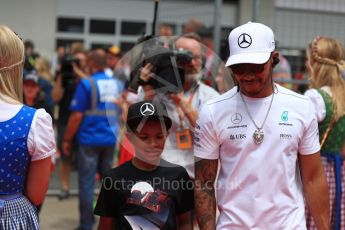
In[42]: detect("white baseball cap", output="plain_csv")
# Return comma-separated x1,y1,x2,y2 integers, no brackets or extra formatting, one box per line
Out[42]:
225,22,275,67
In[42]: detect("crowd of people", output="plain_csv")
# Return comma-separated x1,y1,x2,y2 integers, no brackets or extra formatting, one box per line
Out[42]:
0,16,344,230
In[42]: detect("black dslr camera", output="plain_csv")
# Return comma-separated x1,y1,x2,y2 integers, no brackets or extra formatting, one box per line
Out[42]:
128,0,192,94
130,36,192,94
60,55,80,87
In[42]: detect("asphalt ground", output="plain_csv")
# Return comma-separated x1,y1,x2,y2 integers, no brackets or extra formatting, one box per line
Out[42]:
40,160,100,230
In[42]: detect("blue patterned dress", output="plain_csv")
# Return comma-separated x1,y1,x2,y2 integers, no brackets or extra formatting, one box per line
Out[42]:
0,105,40,229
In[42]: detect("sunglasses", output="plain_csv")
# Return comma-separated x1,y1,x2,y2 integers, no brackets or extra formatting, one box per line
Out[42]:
230,63,266,75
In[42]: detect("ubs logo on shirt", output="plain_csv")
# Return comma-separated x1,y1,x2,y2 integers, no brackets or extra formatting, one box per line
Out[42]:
230,134,246,140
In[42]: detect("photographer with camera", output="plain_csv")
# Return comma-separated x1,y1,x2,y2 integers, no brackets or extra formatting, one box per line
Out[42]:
125,33,218,229
160,33,219,179
52,49,89,201
130,33,219,179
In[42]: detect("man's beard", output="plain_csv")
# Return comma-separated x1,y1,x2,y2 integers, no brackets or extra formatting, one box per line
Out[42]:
185,71,202,83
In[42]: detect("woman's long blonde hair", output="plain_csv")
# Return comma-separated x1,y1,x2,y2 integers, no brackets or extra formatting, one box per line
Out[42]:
308,36,345,121
0,25,25,104
35,57,53,82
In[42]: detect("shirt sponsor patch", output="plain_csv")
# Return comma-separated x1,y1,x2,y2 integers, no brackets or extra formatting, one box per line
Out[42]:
280,133,292,139
230,134,246,140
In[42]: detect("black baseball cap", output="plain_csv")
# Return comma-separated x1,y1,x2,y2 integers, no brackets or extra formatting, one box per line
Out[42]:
126,100,172,132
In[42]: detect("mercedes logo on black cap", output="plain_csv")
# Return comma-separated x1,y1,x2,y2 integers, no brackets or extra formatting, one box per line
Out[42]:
140,103,155,116
238,33,252,48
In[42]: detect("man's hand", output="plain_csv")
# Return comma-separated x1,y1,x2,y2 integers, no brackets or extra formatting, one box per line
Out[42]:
169,92,198,129
72,62,88,79
62,140,71,157
140,63,154,82
168,92,184,106
51,74,65,103
299,152,330,230
63,112,84,157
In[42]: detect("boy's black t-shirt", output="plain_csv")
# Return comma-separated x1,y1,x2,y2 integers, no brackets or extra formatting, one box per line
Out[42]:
94,159,194,230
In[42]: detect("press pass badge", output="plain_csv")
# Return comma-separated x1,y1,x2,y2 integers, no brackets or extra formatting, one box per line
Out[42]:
176,129,192,149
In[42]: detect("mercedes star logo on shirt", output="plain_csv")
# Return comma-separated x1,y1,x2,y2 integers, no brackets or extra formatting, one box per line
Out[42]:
140,103,155,116
231,113,242,124
238,33,252,48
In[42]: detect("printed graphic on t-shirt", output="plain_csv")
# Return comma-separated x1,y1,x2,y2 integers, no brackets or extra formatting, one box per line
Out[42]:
125,181,170,229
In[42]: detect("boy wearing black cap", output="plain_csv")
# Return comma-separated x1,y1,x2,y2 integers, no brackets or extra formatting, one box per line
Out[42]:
94,101,194,230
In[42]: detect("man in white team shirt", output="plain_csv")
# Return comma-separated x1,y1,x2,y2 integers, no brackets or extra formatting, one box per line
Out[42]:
194,22,330,230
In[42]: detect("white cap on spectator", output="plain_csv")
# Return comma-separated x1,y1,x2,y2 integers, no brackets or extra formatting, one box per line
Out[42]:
24,73,39,84
225,22,275,66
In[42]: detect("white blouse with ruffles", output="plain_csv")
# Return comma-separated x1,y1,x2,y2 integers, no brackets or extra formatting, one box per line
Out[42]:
0,99,56,161
304,86,332,123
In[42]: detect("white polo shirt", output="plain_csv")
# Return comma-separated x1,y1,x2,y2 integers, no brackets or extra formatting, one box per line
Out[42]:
194,84,320,229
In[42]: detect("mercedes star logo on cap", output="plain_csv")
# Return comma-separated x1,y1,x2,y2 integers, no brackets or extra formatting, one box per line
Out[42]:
238,33,252,48
140,103,155,116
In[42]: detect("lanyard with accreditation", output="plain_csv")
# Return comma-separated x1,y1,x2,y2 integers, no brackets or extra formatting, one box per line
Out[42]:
175,84,199,150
